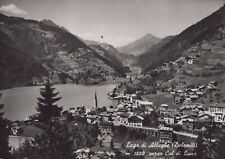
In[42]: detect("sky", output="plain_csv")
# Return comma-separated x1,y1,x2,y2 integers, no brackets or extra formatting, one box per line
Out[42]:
0,0,225,47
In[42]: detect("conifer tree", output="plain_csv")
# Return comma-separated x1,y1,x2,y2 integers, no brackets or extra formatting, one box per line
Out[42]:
36,81,62,123
0,93,11,159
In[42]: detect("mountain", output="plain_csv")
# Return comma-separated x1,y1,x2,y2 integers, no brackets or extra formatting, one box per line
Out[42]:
84,40,130,71
86,42,130,74
0,13,126,88
137,36,175,69
0,30,47,89
117,34,161,56
137,4,225,73
136,4,225,105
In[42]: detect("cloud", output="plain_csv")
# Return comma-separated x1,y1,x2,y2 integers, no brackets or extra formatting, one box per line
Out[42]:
0,4,28,15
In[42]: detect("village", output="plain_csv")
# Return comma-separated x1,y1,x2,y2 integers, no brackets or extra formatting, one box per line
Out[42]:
8,74,225,159
7,43,225,158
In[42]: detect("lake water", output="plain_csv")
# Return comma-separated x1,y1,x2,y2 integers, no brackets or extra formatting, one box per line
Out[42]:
1,84,116,121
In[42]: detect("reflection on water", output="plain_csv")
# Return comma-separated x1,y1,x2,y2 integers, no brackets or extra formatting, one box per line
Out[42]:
1,84,116,121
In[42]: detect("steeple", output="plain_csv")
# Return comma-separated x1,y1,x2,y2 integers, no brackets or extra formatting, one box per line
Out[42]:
94,91,98,108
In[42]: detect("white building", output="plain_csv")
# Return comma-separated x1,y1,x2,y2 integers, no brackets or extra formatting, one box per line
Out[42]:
208,105,225,115
127,115,144,127
207,104,225,123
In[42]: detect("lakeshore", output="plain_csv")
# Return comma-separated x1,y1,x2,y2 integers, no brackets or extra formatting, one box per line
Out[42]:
1,83,116,121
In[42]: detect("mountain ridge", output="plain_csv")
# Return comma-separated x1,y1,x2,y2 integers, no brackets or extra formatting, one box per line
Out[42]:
137,4,225,73
118,33,161,56
0,13,126,89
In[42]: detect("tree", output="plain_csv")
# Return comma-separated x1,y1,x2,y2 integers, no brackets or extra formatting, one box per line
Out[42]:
143,110,159,127
215,135,225,159
15,122,75,159
195,133,206,159
33,123,75,159
0,93,11,159
14,139,37,159
36,81,63,124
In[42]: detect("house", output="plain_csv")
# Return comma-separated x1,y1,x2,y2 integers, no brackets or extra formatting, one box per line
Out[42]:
198,85,206,91
207,84,217,91
118,112,130,125
163,114,175,125
86,111,98,123
194,113,215,130
11,122,20,135
99,112,111,122
127,115,144,127
208,104,225,115
180,108,198,117
158,126,173,143
144,107,154,114
9,135,34,151
178,116,195,132
99,121,113,135
196,91,205,96
107,105,116,113
188,95,199,101
135,100,153,108
198,113,214,122
185,56,195,64
214,112,225,123
160,104,169,111
207,104,225,123
209,81,217,86
75,148,90,159
101,134,113,147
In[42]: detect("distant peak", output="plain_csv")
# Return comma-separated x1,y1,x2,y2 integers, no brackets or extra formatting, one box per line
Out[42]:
40,19,58,27
144,33,160,40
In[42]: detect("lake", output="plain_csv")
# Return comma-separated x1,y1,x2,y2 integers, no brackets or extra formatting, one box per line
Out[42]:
1,84,116,121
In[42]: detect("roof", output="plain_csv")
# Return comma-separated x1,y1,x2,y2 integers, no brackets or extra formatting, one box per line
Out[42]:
198,113,213,118
196,91,204,95
177,90,184,93
161,104,168,107
120,112,130,118
182,118,194,122
209,103,225,108
87,111,98,115
163,114,175,118
159,126,173,131
207,84,217,90
128,116,143,123
189,95,198,99
209,81,217,85
198,85,206,89
139,100,153,106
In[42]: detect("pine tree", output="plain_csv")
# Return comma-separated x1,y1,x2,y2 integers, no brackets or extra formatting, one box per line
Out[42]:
36,81,62,124
0,93,11,159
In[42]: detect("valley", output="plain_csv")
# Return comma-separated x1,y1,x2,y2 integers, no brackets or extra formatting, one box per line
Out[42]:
1,1,225,159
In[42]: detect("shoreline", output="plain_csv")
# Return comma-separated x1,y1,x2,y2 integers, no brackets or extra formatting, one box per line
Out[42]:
0,79,123,91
